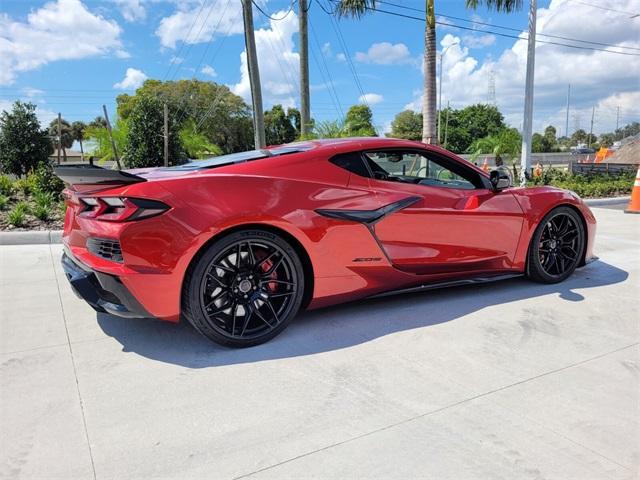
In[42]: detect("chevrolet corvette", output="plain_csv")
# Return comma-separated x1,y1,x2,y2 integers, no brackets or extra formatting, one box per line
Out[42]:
55,138,596,347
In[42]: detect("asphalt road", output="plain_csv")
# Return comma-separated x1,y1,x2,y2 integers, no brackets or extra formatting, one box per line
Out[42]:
1,207,639,480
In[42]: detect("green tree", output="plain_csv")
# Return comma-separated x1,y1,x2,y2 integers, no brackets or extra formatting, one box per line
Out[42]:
117,79,254,153
571,129,588,145
344,104,376,136
614,122,640,141
179,120,222,159
314,119,347,138
543,125,556,145
599,133,615,148
48,117,73,162
437,104,505,153
532,133,545,153
123,95,185,168
337,0,521,145
264,104,298,145
84,117,129,163
71,121,87,160
470,127,521,169
0,101,52,177
388,110,422,141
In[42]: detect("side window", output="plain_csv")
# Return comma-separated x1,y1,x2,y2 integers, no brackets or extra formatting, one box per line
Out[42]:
364,150,482,190
329,152,370,178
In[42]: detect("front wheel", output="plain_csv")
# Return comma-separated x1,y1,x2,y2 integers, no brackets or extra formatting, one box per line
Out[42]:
182,229,305,348
526,206,585,284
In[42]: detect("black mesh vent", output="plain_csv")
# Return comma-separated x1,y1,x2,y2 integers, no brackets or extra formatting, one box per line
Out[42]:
87,238,123,263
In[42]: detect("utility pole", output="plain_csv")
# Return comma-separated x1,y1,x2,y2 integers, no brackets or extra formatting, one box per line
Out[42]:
56,113,61,165
589,106,595,148
299,0,310,137
102,105,122,170
520,0,537,186
163,103,169,167
565,84,570,138
616,106,620,131
443,101,450,149
242,0,265,149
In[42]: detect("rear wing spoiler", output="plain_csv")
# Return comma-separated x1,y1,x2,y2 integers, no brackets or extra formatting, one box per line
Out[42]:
53,165,146,187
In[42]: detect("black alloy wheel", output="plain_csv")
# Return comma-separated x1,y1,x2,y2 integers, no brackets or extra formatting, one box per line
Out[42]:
527,206,585,283
183,230,305,347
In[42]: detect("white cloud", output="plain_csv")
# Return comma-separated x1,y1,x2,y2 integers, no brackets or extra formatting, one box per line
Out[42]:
462,33,496,49
355,42,412,65
231,10,300,108
113,68,148,90
201,64,217,77
114,0,146,22
336,53,346,63
170,55,184,65
322,42,332,57
0,99,57,126
0,0,127,86
359,93,384,105
22,87,45,98
156,2,243,49
405,0,640,135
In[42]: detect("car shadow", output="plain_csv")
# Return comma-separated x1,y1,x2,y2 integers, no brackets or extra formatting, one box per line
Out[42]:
96,260,628,368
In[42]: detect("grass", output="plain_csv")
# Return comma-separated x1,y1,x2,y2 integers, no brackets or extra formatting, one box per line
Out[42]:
0,195,8,211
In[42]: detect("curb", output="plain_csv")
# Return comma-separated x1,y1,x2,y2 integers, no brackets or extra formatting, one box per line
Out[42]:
584,196,630,206
0,230,62,246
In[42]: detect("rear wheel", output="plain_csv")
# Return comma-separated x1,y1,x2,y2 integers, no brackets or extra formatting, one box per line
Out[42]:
183,229,305,347
526,206,585,284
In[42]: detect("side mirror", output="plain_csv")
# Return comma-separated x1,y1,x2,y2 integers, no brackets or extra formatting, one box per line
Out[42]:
490,169,511,191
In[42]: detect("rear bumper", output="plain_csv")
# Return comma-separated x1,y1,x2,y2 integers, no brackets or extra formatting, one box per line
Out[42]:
61,249,153,319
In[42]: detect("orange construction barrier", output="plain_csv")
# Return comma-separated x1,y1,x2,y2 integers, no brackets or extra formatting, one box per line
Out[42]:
625,166,640,214
595,147,614,163
482,158,490,172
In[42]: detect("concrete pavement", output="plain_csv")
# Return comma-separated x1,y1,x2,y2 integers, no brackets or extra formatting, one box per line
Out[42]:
1,207,638,479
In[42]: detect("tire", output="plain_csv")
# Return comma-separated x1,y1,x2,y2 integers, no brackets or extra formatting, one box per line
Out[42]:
182,229,305,348
526,206,585,284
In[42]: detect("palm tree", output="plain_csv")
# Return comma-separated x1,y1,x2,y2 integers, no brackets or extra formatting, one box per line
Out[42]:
71,121,87,161
336,0,523,145
48,118,73,162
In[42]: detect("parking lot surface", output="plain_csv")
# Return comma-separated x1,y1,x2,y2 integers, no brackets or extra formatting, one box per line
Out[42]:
1,207,639,480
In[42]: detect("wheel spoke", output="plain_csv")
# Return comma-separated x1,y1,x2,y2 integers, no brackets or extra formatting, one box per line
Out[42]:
264,299,280,325
246,241,256,265
260,279,295,287
269,291,295,299
256,250,278,269
206,272,229,288
240,309,253,336
253,307,274,329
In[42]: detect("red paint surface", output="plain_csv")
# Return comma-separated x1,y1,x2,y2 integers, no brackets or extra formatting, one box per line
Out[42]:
61,138,597,321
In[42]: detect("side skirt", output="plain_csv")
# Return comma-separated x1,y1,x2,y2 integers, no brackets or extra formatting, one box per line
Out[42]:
368,273,523,300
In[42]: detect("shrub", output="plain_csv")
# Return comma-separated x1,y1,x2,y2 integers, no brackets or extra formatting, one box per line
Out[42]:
33,204,51,221
34,190,54,208
0,175,14,196
0,194,8,210
13,177,33,196
7,202,29,227
32,163,64,197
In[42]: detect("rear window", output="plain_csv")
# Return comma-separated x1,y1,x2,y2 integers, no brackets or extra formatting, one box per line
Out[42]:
163,145,314,171
330,152,370,178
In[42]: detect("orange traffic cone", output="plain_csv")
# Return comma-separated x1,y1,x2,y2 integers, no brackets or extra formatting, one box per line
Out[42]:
534,163,542,178
624,166,640,214
482,158,490,172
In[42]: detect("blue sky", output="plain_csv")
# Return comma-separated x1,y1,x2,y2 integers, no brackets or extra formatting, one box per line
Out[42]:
1,0,638,137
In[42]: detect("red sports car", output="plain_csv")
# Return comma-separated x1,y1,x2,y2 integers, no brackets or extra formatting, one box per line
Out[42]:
56,138,596,347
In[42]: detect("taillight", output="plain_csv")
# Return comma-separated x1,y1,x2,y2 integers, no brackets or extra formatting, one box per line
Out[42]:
79,197,169,222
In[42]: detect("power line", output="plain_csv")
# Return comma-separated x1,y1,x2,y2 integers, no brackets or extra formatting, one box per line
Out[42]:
334,0,640,53
354,5,640,57
251,0,297,20
309,18,344,120
568,0,640,18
